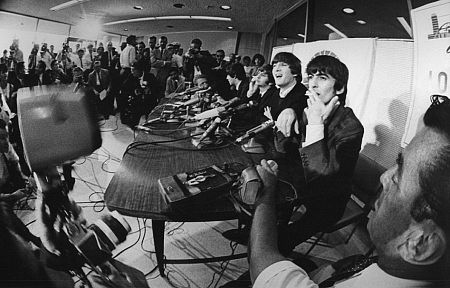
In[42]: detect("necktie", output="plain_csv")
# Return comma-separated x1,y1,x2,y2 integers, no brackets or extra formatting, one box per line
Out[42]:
79,56,83,69
108,52,111,67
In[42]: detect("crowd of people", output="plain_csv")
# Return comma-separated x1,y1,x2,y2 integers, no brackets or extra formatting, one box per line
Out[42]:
1,33,450,288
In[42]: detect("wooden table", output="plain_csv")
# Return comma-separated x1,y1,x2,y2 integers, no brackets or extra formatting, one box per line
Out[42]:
105,107,267,276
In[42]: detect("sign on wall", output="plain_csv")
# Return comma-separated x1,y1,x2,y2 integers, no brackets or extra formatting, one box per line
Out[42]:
403,0,450,145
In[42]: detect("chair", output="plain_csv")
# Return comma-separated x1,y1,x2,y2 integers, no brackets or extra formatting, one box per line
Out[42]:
304,154,386,255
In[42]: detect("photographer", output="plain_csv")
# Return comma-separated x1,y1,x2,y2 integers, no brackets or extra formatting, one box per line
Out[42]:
182,38,216,83
120,60,160,127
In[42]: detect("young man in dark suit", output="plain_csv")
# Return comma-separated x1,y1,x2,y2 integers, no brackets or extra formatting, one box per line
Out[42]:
88,60,112,119
274,55,364,255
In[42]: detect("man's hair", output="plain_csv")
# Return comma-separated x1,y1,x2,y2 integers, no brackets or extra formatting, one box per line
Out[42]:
306,55,349,104
37,60,46,70
138,41,145,48
126,35,136,45
191,38,202,47
413,100,450,232
226,63,246,81
149,36,156,41
257,64,275,85
272,52,302,81
243,56,251,62
216,49,225,55
252,53,266,65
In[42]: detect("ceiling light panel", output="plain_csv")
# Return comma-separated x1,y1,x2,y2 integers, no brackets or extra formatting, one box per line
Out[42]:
50,0,89,11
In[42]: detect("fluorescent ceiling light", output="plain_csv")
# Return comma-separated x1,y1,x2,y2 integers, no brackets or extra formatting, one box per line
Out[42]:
227,26,234,30
297,33,305,38
104,17,156,25
220,5,231,10
397,17,412,37
342,8,354,14
190,16,231,21
156,16,190,20
324,23,348,38
50,0,89,11
104,15,231,25
356,20,366,25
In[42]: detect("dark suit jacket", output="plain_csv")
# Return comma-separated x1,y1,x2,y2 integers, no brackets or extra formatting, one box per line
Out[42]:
25,70,53,86
294,105,364,202
101,50,119,70
88,68,111,92
273,81,307,121
121,72,161,114
183,50,216,82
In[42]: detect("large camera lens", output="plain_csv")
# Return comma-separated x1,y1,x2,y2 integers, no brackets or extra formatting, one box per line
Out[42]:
90,211,131,251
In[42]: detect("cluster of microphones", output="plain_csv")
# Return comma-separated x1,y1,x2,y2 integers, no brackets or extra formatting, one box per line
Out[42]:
136,92,275,149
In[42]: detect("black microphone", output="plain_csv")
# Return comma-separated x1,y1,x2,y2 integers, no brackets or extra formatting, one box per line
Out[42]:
235,120,275,143
198,117,222,142
223,97,241,109
219,101,258,117
135,125,153,132
179,87,212,107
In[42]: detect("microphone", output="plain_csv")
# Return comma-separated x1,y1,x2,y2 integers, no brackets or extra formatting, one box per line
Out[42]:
135,125,153,132
223,97,241,109
193,100,257,120
219,101,257,117
178,87,212,107
198,117,222,142
235,120,275,143
180,86,202,95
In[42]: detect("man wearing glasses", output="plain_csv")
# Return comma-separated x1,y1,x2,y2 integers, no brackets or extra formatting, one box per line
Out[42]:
250,94,450,287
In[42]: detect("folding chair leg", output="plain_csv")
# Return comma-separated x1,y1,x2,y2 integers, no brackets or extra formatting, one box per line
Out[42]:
305,232,325,256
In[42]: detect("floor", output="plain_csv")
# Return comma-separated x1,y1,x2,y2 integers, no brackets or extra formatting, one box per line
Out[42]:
16,114,373,288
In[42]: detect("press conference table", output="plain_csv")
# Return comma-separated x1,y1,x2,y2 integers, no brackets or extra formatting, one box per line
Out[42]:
104,105,267,276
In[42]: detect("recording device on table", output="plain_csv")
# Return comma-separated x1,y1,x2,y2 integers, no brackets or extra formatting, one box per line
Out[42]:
18,85,132,287
158,162,246,209
158,160,296,215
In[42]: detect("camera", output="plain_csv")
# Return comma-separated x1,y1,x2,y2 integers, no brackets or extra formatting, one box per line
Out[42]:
189,48,199,55
64,210,131,267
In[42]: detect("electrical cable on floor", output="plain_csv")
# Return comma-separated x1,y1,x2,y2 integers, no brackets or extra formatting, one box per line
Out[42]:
141,219,155,253
100,115,119,132
165,222,185,236
113,218,142,259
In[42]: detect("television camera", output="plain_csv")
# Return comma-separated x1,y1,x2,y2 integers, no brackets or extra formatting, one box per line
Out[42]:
18,85,131,287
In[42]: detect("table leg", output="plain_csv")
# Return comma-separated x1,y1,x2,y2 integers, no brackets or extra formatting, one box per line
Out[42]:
152,219,166,277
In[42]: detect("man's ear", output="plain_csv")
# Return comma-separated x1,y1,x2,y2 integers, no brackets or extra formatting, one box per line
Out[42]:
336,86,345,95
397,221,447,265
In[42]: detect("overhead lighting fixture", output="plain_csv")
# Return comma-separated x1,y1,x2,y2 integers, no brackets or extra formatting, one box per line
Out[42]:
356,20,366,24
220,5,231,10
297,33,305,38
104,15,231,25
50,0,89,11
227,26,234,30
133,5,143,10
156,16,190,20
283,38,288,40
324,23,348,38
397,17,412,37
342,7,354,14
124,28,128,31
173,3,185,8
190,16,231,21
